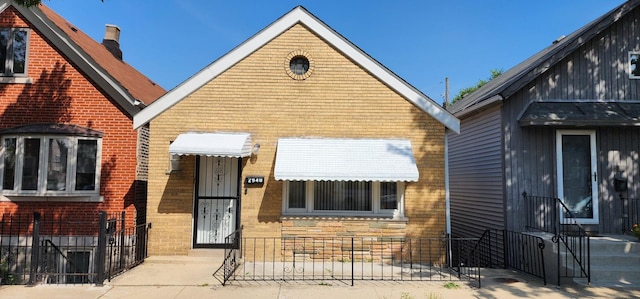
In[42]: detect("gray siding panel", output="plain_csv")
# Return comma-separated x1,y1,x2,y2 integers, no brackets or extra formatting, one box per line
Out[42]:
450,5,640,235
449,105,503,238
528,7,640,101
499,7,640,233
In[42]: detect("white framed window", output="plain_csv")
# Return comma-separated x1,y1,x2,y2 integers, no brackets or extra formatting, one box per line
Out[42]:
0,28,29,76
0,135,101,196
630,51,640,79
282,181,405,217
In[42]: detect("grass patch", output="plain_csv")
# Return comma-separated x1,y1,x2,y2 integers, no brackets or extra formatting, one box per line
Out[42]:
443,282,460,289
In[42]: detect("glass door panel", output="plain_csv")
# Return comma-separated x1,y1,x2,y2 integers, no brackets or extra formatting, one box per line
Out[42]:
556,130,598,224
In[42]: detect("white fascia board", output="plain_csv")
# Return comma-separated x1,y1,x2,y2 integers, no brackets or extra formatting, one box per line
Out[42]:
295,9,460,133
134,6,460,132
134,9,304,129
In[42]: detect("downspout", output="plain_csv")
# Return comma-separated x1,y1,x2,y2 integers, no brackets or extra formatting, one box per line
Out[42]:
445,130,453,267
445,131,451,236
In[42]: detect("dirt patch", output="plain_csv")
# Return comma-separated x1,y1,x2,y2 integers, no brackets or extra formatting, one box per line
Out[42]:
493,277,520,284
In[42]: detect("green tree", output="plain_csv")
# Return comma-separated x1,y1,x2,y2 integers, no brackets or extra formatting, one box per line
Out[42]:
451,69,503,104
13,0,103,7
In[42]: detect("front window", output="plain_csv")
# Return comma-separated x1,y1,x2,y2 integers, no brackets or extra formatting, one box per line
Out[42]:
0,135,101,196
283,181,404,216
314,181,371,211
0,28,28,76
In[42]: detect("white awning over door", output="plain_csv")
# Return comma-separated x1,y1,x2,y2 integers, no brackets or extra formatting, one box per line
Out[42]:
169,132,252,157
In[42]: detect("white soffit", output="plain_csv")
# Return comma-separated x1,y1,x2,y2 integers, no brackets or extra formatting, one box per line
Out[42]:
274,138,419,182
169,132,252,157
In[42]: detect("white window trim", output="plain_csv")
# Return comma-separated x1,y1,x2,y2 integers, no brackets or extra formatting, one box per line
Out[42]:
1,27,30,77
0,134,102,197
282,181,405,218
555,129,599,225
629,51,640,79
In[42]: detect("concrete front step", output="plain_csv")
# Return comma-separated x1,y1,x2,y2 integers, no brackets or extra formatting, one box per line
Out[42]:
589,254,640,264
589,235,640,253
580,236,640,285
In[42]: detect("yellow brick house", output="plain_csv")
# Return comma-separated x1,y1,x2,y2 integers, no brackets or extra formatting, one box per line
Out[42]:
133,6,459,256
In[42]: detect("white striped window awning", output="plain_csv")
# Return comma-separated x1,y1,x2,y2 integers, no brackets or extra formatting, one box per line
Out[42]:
274,138,419,182
169,132,252,157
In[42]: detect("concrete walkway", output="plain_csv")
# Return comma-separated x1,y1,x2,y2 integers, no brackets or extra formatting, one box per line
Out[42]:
1,255,639,298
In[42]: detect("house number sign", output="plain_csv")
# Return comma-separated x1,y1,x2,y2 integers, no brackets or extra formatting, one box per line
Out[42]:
245,176,265,186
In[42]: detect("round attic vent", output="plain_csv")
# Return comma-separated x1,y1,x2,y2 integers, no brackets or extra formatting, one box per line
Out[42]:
285,50,314,80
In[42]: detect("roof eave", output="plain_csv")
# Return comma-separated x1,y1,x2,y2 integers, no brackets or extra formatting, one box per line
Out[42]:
9,3,141,117
133,6,459,133
448,0,640,117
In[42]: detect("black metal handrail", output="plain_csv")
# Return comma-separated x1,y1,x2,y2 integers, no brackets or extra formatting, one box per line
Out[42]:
215,226,242,286
523,193,590,285
622,197,640,235
471,229,546,285
0,211,150,285
553,198,590,284
41,239,90,283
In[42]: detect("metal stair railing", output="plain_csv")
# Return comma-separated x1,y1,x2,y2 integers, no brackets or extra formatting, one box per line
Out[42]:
523,192,590,285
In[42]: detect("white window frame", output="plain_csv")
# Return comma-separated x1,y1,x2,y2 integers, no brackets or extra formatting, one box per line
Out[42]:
0,134,102,197
555,130,599,225
282,181,405,217
629,51,640,79
0,27,29,77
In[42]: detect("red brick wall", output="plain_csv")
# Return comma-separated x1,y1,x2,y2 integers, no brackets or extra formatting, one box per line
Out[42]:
0,7,139,229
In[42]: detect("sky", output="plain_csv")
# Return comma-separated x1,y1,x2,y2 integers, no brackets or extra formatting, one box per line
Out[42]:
44,0,627,105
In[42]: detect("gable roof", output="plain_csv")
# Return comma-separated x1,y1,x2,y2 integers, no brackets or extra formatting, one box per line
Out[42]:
133,6,459,132
447,0,640,118
0,1,166,116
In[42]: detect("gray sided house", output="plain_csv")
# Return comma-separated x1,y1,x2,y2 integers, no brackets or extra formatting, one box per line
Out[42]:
447,0,640,238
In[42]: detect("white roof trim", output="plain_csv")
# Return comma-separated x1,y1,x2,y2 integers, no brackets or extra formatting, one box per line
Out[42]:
274,138,419,182
169,132,252,158
133,6,459,133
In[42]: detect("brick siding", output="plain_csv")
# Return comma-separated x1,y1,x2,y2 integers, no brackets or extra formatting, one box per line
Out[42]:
0,7,142,229
147,24,446,255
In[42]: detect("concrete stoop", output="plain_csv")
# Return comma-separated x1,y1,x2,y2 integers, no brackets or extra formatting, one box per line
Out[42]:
572,235,640,287
142,249,226,264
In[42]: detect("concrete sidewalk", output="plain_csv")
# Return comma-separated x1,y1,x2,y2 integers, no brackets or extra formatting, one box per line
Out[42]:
1,255,639,298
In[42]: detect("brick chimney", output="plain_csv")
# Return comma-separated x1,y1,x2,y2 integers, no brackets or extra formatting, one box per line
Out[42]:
102,24,122,60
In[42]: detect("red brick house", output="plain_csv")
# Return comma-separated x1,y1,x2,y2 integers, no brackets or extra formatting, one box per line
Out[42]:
0,1,164,227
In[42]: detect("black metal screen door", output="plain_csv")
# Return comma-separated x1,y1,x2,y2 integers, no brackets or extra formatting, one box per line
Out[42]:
194,156,240,247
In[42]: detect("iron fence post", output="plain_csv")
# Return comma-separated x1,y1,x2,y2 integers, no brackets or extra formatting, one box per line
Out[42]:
503,229,509,269
119,211,126,269
95,212,107,286
27,212,40,285
351,237,354,286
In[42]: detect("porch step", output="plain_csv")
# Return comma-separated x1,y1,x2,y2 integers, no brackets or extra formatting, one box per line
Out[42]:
145,255,223,264
188,249,226,258
572,236,640,286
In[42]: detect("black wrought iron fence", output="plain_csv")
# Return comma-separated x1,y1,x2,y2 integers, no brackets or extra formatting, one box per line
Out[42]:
0,211,150,286
623,197,640,235
218,229,480,287
472,229,546,285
